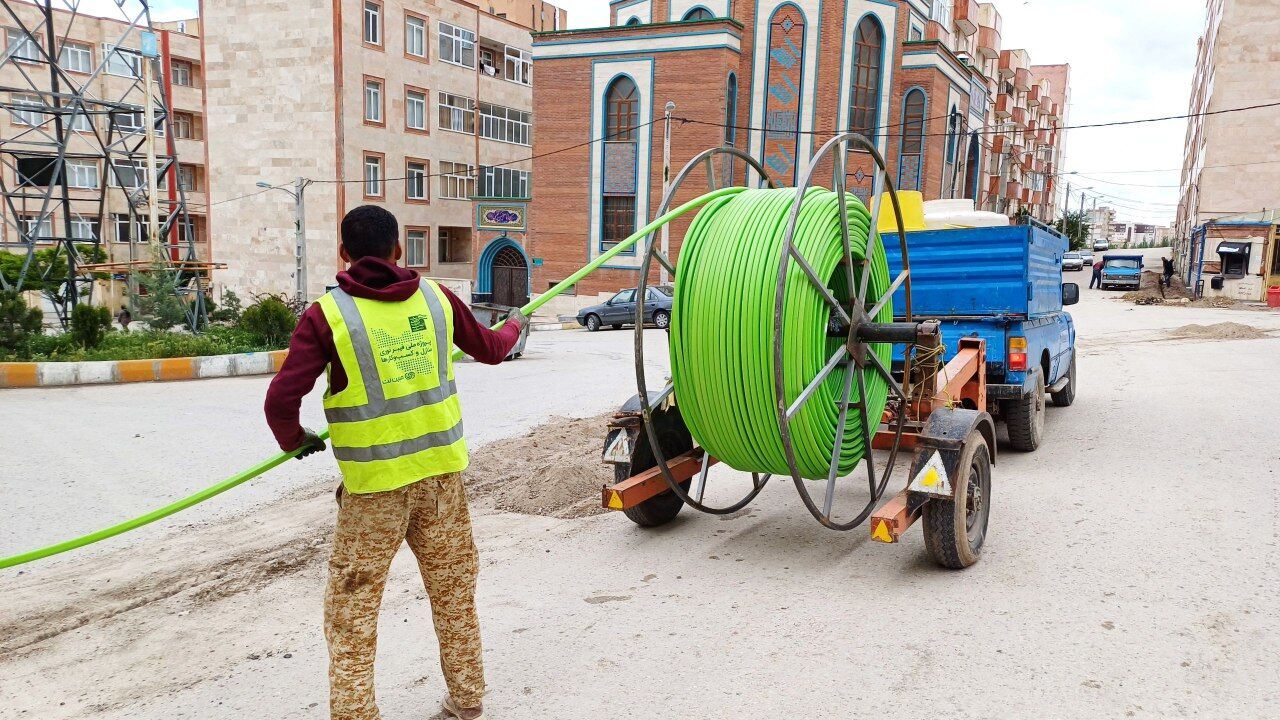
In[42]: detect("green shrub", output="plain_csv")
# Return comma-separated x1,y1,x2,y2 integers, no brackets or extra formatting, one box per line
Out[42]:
209,289,243,324
239,296,296,346
131,264,189,332
0,290,42,357
69,303,112,349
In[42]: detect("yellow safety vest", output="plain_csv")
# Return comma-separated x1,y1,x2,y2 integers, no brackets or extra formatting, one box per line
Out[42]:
317,279,467,493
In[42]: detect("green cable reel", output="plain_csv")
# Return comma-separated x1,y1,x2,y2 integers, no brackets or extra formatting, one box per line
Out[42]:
633,136,917,531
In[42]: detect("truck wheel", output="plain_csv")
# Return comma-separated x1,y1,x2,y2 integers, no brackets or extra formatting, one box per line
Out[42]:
922,432,992,569
1051,353,1077,407
1002,368,1045,452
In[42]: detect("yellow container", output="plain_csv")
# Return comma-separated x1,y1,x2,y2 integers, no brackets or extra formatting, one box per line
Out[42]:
876,190,927,233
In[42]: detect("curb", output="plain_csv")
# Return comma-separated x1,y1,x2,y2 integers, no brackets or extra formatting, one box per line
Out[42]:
530,321,581,332
0,350,288,389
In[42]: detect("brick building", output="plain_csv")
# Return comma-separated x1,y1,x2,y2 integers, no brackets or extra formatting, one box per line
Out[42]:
201,0,564,305
527,0,1070,304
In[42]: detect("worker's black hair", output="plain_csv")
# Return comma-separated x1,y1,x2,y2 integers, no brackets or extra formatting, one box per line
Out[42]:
340,205,398,260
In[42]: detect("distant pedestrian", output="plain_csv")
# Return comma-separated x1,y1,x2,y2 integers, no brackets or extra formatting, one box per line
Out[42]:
1161,256,1175,288
1090,260,1103,289
116,306,132,331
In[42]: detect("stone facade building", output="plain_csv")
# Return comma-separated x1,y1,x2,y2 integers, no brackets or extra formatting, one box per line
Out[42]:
527,0,1071,303
201,0,564,305
1175,0,1280,294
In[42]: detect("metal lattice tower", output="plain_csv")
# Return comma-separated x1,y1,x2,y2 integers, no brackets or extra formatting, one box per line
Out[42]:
0,0,204,328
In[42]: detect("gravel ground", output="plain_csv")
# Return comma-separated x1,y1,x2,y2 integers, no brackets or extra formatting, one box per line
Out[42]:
2,261,1278,719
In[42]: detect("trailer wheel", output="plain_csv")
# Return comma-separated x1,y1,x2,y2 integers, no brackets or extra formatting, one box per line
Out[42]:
1002,368,1045,452
922,433,992,569
616,421,692,528
1051,353,1076,407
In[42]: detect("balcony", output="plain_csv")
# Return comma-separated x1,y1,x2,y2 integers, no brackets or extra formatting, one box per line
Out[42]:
998,50,1015,79
991,134,1007,155
954,0,979,36
1014,67,1032,92
1044,100,1059,120
987,175,1003,198
1027,84,1042,107
1005,180,1022,199
925,20,949,44
1011,106,1027,127
977,24,1000,60
995,94,1013,118
1020,186,1032,203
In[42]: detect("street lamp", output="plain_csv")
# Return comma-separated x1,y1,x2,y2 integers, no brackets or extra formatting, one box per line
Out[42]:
256,177,311,305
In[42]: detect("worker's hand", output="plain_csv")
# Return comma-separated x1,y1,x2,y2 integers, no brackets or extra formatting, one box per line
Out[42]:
294,428,326,461
503,309,528,333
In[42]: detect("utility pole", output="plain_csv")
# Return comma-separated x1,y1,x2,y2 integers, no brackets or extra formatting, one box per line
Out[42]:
294,176,309,304
1078,190,1089,245
660,101,675,285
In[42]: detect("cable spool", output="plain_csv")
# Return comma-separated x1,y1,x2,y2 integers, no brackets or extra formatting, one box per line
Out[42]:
634,136,917,531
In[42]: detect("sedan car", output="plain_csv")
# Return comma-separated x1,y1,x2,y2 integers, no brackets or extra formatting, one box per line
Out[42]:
1081,251,1095,266
578,285,674,331
1063,252,1085,271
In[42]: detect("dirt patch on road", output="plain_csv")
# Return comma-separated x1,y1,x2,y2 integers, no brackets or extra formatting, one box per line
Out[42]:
1165,322,1271,341
1120,270,1194,306
465,413,613,520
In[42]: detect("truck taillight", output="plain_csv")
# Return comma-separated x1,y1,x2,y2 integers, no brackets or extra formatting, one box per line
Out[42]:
1009,337,1028,371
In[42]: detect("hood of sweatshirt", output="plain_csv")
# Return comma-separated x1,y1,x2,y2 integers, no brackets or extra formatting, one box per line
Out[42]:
335,256,421,302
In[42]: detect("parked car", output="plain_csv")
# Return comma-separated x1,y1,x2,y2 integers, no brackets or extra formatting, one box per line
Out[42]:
1063,251,1084,271
1081,251,1095,266
1100,255,1143,291
578,286,674,332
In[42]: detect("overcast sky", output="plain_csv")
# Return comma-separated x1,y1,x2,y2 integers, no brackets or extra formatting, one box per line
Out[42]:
136,0,1203,223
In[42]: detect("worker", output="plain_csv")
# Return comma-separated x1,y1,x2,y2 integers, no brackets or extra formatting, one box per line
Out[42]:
1090,258,1104,289
1162,256,1175,288
264,205,526,720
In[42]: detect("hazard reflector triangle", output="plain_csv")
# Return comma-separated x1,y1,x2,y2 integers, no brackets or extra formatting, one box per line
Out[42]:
607,491,624,510
871,520,893,543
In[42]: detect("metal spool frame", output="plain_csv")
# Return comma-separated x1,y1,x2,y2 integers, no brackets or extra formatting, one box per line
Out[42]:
631,138,918,530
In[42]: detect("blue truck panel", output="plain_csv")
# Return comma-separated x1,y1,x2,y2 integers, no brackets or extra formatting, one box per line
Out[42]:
883,224,1069,318
881,222,1077,403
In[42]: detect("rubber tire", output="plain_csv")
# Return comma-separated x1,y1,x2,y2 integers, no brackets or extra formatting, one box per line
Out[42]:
585,314,601,332
618,431,690,528
1051,353,1076,407
922,433,992,569
611,323,624,330
1002,368,1045,452
653,310,670,330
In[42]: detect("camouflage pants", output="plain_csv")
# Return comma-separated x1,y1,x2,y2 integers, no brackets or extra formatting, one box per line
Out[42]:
324,473,484,720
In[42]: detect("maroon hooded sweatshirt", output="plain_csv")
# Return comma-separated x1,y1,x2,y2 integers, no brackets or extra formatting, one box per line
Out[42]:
264,256,521,451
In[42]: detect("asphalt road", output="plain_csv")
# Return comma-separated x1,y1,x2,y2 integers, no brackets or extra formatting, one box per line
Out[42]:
2,263,1278,719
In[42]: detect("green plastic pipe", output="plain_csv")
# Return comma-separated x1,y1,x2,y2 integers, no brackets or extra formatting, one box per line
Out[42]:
1,187,746,570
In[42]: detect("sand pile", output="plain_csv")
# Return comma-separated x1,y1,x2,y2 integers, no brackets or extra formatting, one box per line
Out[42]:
1165,322,1271,341
1120,270,1192,306
465,413,614,520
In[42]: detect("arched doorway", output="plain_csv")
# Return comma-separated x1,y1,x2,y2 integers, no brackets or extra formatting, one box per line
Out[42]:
477,236,530,308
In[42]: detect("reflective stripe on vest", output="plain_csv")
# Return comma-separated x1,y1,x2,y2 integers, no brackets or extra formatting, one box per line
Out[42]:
320,279,468,492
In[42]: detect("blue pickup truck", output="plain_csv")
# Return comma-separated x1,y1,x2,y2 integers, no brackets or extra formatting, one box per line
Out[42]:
886,220,1080,451
1099,254,1144,291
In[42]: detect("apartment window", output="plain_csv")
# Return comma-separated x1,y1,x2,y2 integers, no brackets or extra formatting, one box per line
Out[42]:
363,1,382,46
406,159,427,201
5,28,40,63
849,16,884,138
9,93,44,126
109,159,148,188
439,162,474,200
601,76,639,252
104,44,141,77
16,156,57,187
478,166,530,199
171,59,193,86
602,197,636,251
406,228,427,267
438,92,475,134
908,22,924,42
405,87,427,131
60,41,92,73
479,103,530,145
682,8,714,21
111,109,164,137
439,23,475,68
173,112,195,139
897,88,927,192
68,108,92,132
930,0,952,29
438,226,471,263
504,46,531,85
405,14,426,59
363,78,383,124
67,159,99,189
178,165,196,192
113,214,139,243
19,215,53,242
363,153,383,198
724,73,738,146
70,215,99,241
